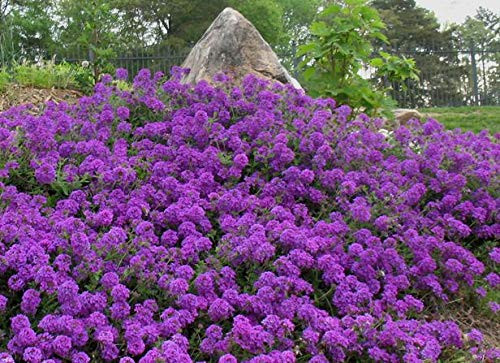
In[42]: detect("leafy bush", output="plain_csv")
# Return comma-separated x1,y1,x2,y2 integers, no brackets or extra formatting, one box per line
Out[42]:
0,67,498,362
8,60,97,93
299,0,419,117
13,61,78,89
73,62,96,94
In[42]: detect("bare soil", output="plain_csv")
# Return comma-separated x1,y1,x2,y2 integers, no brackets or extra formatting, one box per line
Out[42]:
438,301,500,350
0,84,82,113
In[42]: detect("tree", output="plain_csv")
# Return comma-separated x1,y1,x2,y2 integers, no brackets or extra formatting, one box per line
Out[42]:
112,0,288,49
228,0,284,46
56,0,124,80
457,8,500,105
475,6,500,37
0,0,56,63
274,0,321,75
370,0,466,107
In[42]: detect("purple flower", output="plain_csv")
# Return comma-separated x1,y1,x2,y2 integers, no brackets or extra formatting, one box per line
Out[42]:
57,280,79,304
489,248,500,263
22,347,42,363
350,197,371,222
0,67,497,363
233,153,249,169
116,68,128,80
111,284,130,302
11,314,31,334
21,289,41,315
100,74,113,84
195,110,208,123
167,278,189,296
485,273,499,288
96,329,115,345
116,106,130,120
489,302,500,313
219,354,238,363
52,335,72,357
72,352,91,363
0,353,15,363
467,329,483,343
208,298,234,321
403,183,426,206
101,272,120,289
35,163,56,184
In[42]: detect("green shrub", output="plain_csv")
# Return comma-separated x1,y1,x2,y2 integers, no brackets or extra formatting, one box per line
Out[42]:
13,60,77,89
73,62,95,93
298,0,419,117
1,61,95,93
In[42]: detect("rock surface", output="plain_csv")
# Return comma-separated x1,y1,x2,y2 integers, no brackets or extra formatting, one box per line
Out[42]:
181,7,301,89
394,108,423,125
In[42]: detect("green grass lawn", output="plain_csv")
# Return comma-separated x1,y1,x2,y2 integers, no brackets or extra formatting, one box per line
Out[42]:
419,106,500,134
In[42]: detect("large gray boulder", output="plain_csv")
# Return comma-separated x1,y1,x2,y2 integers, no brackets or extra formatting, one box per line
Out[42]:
181,7,301,89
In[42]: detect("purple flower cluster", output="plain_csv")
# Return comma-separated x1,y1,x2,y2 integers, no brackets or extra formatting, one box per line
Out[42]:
0,67,498,362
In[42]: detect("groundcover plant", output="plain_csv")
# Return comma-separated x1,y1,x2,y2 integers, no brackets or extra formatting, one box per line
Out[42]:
0,67,498,363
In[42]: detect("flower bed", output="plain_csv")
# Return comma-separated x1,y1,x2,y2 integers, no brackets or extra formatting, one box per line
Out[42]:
0,67,498,362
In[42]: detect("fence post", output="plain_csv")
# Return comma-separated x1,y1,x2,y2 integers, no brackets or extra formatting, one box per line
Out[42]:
470,42,479,106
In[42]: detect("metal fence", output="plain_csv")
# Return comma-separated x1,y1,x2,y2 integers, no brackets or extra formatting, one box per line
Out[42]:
59,46,192,80
377,46,500,108
284,43,500,108
22,44,500,108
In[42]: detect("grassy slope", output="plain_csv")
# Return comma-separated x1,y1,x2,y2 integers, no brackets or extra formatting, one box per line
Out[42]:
419,106,500,134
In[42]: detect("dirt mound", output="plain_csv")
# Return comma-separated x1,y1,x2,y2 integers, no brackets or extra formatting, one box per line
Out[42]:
0,84,82,113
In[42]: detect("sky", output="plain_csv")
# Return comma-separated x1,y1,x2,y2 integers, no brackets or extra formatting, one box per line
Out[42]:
416,0,500,24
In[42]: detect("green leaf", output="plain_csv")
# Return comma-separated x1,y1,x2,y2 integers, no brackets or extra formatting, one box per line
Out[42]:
297,42,319,57
217,152,233,166
319,4,342,17
373,32,389,43
370,58,384,68
379,51,390,59
310,21,330,37
302,67,317,81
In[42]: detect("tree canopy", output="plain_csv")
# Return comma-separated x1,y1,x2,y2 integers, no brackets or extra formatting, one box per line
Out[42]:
370,0,469,106
0,0,320,60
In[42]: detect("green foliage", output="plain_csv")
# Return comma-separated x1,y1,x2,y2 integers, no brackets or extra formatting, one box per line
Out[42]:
275,0,320,71
112,0,227,49
370,51,419,86
13,61,77,89
0,68,10,92
113,0,303,49
57,0,120,81
298,0,418,116
6,60,95,92
228,0,284,45
456,8,500,105
72,64,95,94
0,60,94,93
0,14,17,65
1,0,320,82
0,0,56,62
371,0,467,108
